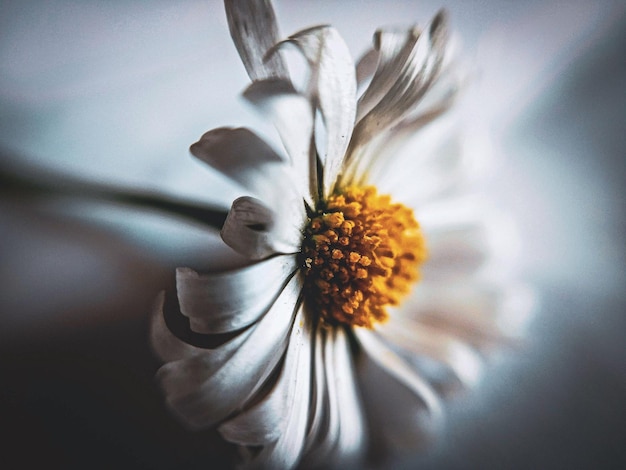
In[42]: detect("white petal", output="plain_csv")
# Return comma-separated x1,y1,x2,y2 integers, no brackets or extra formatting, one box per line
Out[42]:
356,28,421,123
156,273,303,430
189,126,287,195
274,26,357,197
401,281,537,349
218,303,312,450
390,31,462,126
368,115,492,204
150,292,207,363
244,79,316,207
376,316,483,390
357,23,461,125
355,328,443,426
424,232,488,282
303,327,366,468
419,197,522,281
302,324,327,455
156,328,255,404
369,118,463,202
241,304,313,469
328,328,366,465
355,48,379,89
176,254,297,334
356,59,463,189
224,0,288,81
221,196,301,260
301,328,339,466
348,11,449,175
356,343,441,456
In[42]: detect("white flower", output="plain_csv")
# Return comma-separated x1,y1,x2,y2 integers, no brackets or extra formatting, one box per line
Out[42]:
151,1,535,468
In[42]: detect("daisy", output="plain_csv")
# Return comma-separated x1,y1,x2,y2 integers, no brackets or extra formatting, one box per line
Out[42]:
151,1,535,468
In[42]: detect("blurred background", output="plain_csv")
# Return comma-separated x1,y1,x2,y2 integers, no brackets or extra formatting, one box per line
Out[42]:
1,0,624,468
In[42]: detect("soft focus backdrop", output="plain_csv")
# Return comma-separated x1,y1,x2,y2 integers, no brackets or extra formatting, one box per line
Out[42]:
1,1,624,468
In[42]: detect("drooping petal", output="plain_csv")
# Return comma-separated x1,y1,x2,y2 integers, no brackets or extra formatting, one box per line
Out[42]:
244,79,316,207
176,254,297,334
156,273,303,430
224,0,289,81
272,26,357,197
376,316,484,390
221,196,301,260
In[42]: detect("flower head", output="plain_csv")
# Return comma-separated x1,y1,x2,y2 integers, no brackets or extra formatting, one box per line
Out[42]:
151,1,535,468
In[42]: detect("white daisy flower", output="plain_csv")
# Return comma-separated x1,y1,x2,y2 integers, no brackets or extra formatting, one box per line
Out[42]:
151,1,535,468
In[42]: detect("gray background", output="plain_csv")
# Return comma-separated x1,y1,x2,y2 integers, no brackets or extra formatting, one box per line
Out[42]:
1,1,624,468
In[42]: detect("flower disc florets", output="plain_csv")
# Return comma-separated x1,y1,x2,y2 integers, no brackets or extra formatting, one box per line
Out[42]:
300,185,427,328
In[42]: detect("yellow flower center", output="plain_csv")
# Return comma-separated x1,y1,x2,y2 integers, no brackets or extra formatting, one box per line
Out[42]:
300,186,427,329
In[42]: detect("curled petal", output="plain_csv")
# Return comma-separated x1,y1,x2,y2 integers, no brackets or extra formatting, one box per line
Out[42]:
176,254,297,334
156,273,303,430
150,292,210,363
221,196,301,260
244,79,316,207
190,126,284,167
272,26,357,197
224,0,288,81
189,126,289,196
